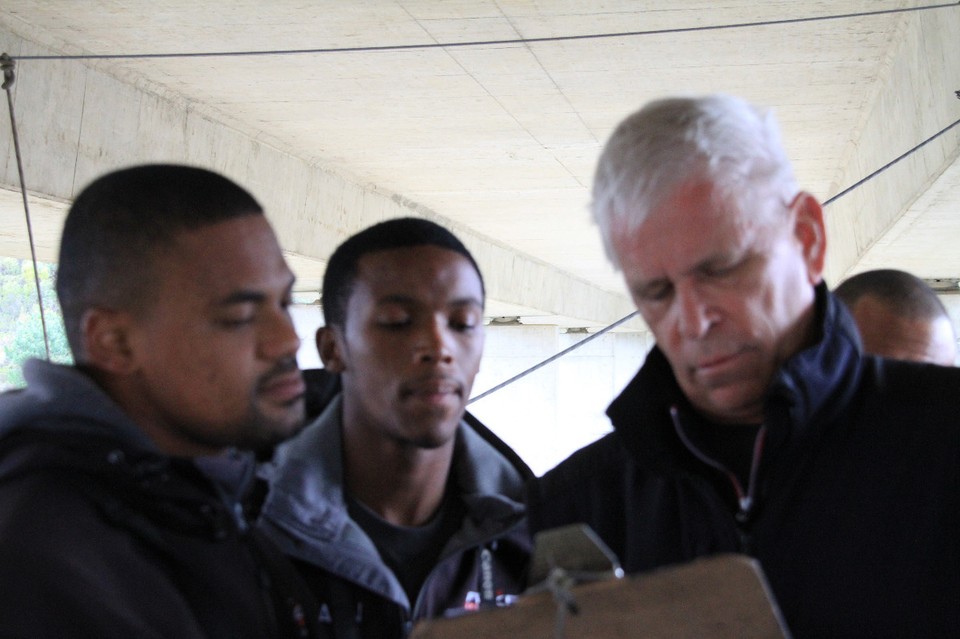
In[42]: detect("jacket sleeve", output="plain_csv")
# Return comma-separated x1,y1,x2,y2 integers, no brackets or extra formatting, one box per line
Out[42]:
526,433,629,534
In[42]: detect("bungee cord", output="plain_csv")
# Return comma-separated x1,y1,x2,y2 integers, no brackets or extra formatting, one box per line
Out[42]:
11,2,958,62
468,311,640,405
823,115,960,207
1,53,51,361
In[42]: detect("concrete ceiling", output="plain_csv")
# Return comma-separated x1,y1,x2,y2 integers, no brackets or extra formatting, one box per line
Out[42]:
1,1,958,329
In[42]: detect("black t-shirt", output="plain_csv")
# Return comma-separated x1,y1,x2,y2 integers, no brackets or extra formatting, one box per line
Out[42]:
347,488,465,607
684,421,762,493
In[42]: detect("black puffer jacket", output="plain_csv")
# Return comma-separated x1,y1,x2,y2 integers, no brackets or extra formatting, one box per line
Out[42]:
0,360,321,639
528,285,960,638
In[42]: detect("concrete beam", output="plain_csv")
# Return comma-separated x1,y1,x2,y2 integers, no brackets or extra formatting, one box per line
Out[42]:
0,27,638,329
823,9,960,284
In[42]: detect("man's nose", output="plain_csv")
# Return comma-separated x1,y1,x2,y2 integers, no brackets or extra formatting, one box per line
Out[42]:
675,282,716,339
260,309,302,359
416,316,453,363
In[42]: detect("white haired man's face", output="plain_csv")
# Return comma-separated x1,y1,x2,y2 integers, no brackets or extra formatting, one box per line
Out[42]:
611,180,826,425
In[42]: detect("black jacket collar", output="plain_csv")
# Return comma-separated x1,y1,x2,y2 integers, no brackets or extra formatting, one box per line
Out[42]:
607,282,864,470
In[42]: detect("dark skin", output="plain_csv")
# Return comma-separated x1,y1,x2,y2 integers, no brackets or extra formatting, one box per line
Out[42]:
83,215,305,457
846,294,956,366
342,429,455,527
318,246,485,526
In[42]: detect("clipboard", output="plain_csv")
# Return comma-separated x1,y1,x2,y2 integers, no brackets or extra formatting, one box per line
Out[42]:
411,553,791,638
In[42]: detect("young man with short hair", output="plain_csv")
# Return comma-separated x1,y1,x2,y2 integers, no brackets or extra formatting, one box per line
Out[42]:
258,217,530,638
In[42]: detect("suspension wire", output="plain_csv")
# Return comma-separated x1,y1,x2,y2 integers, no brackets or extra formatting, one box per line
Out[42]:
823,115,960,207
1,0,957,389
468,311,639,404
1,53,51,361
12,2,958,62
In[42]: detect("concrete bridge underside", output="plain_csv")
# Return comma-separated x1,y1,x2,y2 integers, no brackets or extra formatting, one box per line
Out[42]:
0,4,958,333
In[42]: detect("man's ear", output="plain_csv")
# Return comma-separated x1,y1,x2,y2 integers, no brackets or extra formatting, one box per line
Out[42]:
790,191,827,285
316,326,346,373
80,308,138,374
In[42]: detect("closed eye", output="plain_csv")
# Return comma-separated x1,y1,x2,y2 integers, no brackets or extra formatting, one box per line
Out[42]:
380,320,411,330
449,305,482,332
635,281,673,303
216,316,255,329
703,264,736,278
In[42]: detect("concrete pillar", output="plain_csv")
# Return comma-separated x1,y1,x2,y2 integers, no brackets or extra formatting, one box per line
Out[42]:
823,9,960,284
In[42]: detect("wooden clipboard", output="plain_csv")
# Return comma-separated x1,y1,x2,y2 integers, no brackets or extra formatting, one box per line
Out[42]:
411,554,790,638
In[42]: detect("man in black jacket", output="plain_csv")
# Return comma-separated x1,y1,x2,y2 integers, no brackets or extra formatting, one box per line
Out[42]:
834,268,956,365
0,165,321,637
527,95,960,637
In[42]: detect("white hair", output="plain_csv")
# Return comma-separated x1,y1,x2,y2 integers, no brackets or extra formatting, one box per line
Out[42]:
591,94,799,268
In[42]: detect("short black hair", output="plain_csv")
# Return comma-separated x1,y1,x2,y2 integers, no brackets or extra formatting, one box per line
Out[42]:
834,269,949,322
321,217,484,328
56,164,263,359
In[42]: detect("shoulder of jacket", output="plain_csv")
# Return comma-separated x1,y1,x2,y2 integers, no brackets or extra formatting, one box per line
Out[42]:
532,433,633,495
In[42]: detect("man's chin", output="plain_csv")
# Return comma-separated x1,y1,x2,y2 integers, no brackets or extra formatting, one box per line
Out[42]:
682,381,765,425
702,395,765,425
248,405,307,458
401,417,462,450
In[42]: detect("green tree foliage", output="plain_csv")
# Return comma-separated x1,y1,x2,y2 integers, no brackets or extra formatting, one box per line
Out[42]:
0,258,72,389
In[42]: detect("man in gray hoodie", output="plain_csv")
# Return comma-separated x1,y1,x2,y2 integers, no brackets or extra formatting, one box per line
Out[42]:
258,217,531,639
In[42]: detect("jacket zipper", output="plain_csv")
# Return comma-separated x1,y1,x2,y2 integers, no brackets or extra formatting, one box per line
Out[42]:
409,518,527,621
669,406,767,542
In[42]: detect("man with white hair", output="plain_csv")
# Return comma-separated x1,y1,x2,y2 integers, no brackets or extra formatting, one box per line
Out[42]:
527,95,960,637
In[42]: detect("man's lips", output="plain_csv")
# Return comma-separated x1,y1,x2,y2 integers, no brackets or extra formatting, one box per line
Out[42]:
690,349,746,382
697,352,739,371
259,370,306,404
401,376,462,401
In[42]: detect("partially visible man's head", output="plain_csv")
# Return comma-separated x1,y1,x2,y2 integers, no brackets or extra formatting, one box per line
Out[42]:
57,164,306,456
318,217,485,450
835,269,957,366
593,95,826,425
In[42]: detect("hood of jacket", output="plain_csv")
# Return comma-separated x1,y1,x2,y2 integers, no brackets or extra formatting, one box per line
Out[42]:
0,359,257,534
257,394,527,606
0,359,156,451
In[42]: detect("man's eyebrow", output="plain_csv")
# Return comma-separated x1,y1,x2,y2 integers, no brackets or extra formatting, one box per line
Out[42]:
218,274,296,306
631,277,668,295
218,290,267,306
376,293,416,306
450,296,484,308
693,252,734,271
629,277,673,298
375,294,484,307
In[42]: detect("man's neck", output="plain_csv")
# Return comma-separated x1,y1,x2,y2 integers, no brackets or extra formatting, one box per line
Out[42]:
342,429,455,527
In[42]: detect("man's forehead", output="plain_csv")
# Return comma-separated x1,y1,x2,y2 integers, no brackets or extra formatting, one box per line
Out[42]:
614,208,761,279
356,246,481,288
167,216,293,292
